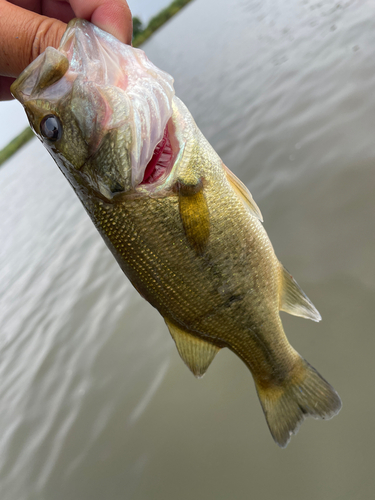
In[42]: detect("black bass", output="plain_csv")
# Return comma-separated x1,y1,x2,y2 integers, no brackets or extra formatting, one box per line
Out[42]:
11,19,341,447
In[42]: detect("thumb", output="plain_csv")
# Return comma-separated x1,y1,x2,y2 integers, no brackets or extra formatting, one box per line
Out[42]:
0,2,67,79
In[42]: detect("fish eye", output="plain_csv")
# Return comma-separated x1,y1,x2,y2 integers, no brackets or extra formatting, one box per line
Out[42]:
40,114,62,141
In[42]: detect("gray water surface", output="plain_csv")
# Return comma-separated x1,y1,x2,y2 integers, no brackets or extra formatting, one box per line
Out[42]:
1,0,375,499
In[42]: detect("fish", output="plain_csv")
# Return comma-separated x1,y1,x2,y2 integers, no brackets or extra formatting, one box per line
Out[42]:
11,19,341,447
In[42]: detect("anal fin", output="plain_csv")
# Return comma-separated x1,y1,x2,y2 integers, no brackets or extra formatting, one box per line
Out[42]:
165,319,220,378
280,265,321,322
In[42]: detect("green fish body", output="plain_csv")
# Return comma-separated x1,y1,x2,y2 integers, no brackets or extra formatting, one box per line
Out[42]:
11,19,341,447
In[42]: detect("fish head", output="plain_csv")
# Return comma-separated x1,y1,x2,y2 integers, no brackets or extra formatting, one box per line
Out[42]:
11,19,179,200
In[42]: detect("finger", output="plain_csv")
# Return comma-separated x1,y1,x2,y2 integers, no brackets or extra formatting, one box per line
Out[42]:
38,1,76,23
8,1,75,21
8,0,132,41
0,1,67,78
0,0,133,96
0,76,16,101
68,0,132,44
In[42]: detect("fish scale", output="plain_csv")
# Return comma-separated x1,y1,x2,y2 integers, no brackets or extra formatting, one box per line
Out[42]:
11,19,341,447
91,133,297,378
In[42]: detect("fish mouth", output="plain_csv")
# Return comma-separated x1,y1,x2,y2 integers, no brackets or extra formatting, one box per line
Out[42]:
11,19,177,196
107,96,187,200
58,19,176,190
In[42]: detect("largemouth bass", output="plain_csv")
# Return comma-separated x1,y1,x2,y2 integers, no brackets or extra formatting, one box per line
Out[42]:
11,19,341,447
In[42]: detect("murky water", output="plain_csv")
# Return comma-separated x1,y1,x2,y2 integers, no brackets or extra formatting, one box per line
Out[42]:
1,0,375,498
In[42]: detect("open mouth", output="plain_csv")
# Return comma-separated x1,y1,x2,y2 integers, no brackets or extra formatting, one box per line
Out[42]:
140,122,175,186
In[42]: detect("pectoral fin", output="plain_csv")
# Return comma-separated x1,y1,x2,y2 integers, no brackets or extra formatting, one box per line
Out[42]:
224,165,263,221
279,265,321,322
177,179,210,255
165,319,220,378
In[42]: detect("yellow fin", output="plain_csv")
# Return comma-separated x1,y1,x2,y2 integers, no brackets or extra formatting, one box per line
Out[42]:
224,165,263,221
279,265,321,322
255,357,342,448
177,180,210,255
165,319,220,378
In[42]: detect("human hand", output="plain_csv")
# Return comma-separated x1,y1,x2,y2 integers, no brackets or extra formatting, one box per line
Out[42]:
0,0,132,100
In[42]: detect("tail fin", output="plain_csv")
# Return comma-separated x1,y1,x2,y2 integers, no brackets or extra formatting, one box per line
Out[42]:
255,358,342,448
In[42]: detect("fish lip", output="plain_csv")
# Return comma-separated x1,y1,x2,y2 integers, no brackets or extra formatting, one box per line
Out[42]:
10,55,44,103
11,47,70,104
10,69,30,103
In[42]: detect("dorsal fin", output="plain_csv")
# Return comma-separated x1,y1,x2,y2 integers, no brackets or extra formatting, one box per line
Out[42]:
279,265,321,322
165,319,221,378
224,165,263,221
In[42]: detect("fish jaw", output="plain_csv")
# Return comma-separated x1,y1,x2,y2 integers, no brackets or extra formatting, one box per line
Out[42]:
10,18,176,198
